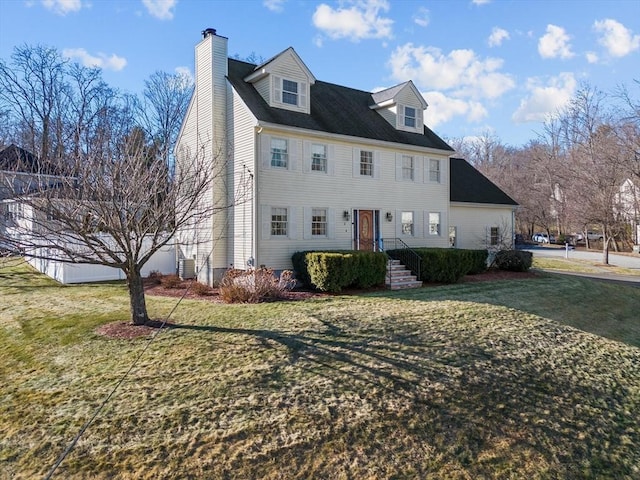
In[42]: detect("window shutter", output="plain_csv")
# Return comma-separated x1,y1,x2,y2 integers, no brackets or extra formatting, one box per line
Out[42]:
395,209,402,236
290,139,301,171
303,207,311,239
303,141,311,173
423,211,429,237
352,148,360,177
373,151,381,179
327,144,336,176
417,110,424,132
299,82,307,108
395,153,403,181
398,105,405,129
261,134,272,170
261,205,271,239
273,76,282,104
414,210,423,238
415,156,423,183
440,158,447,186
288,206,298,239
327,207,336,239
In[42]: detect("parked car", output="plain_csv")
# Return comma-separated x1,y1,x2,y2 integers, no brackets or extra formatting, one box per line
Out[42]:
532,233,550,243
587,231,604,241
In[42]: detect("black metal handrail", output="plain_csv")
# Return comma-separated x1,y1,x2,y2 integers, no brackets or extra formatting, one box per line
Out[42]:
380,237,422,280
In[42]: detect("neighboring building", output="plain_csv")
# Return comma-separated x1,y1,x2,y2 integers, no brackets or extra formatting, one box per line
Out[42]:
175,29,518,284
618,178,640,246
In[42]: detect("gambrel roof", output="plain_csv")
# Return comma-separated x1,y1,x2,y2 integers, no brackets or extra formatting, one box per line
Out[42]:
227,59,453,152
450,157,518,206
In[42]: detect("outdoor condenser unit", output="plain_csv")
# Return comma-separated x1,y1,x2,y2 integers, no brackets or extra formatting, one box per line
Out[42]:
178,258,196,280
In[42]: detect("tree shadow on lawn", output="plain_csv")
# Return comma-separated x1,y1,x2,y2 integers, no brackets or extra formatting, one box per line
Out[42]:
166,318,639,477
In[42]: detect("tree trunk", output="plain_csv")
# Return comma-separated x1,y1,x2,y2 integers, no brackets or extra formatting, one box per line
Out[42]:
127,268,150,325
602,238,610,265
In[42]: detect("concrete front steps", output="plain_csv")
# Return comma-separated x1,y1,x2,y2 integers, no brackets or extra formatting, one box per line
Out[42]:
386,259,422,290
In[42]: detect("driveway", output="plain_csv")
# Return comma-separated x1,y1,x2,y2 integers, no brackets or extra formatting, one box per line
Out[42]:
519,245,640,287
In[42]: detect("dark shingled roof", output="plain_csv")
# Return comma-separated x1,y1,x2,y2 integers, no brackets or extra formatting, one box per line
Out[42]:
0,144,60,175
450,157,518,206
227,59,453,152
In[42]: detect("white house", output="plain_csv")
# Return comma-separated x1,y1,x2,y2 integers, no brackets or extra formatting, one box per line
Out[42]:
175,29,518,285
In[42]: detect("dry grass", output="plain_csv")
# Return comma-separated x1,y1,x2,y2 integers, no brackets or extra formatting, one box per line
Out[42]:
1,258,639,479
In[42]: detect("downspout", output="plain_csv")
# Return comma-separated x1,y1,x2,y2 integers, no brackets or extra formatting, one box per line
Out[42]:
252,126,262,269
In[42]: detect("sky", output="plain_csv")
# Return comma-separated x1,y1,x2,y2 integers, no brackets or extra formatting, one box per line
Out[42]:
1,0,639,147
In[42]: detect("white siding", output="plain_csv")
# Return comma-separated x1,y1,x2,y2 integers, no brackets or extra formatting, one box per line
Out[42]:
449,203,515,250
254,128,451,269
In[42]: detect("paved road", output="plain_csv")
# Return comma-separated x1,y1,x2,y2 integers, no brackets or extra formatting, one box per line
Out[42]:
519,245,640,286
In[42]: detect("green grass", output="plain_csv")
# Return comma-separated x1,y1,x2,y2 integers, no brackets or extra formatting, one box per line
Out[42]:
1,258,639,479
533,256,640,277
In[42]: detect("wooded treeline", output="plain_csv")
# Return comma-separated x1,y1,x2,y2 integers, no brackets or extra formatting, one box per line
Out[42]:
449,81,640,257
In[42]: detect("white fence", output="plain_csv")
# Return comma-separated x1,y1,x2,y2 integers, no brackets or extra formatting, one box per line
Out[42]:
26,240,176,284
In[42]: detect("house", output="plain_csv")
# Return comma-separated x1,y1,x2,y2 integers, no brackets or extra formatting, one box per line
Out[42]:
617,178,640,247
175,29,518,285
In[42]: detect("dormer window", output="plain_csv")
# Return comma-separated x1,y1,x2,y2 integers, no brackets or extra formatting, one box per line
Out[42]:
274,76,307,110
404,106,416,128
282,79,298,105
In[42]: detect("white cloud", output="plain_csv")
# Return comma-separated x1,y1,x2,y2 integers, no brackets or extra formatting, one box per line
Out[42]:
41,0,82,15
512,72,577,123
585,51,599,64
174,66,194,85
538,24,574,59
312,0,393,42
472,0,491,5
593,19,640,58
488,27,509,47
142,0,176,20
423,91,488,128
63,48,127,71
388,43,515,100
264,0,286,12
413,7,429,28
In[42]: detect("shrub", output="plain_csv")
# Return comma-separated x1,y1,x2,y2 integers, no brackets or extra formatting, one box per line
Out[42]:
387,248,486,284
494,249,533,272
146,270,163,285
191,281,213,296
294,251,387,292
218,268,295,303
462,249,489,275
160,274,182,289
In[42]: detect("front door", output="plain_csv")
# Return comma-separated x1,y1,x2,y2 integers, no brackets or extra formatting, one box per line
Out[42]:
357,210,375,251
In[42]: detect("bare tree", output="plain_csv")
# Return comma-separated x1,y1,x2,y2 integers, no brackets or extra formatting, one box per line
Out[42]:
1,128,217,325
137,70,193,166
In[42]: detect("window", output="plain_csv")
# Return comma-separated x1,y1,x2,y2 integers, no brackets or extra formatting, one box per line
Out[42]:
282,79,298,106
490,226,499,246
401,211,414,235
270,138,288,168
429,212,440,236
311,144,327,172
404,106,416,128
429,159,441,183
360,150,373,176
271,208,288,236
402,155,414,181
449,226,457,247
311,208,327,236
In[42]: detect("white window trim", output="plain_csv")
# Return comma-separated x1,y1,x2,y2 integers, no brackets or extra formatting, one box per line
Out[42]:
397,104,424,133
427,158,442,184
272,76,307,111
261,134,300,172
303,207,336,239
261,205,298,240
427,211,441,236
352,148,380,179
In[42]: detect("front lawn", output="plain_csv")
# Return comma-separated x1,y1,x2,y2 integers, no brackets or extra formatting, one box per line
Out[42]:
1,258,639,479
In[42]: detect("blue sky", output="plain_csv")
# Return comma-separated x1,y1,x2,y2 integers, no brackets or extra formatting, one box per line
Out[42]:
1,0,639,147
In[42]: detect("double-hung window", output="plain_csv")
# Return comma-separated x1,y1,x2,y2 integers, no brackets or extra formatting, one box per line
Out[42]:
401,211,414,235
360,150,373,177
404,106,416,128
311,144,327,172
490,227,499,246
429,212,441,236
429,159,441,183
271,208,288,236
402,155,414,181
282,79,298,106
270,138,288,168
311,208,327,236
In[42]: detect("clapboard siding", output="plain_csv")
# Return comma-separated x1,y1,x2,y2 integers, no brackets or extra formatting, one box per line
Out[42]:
449,203,514,249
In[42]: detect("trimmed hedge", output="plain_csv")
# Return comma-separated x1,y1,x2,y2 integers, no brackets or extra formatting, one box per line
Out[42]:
494,249,533,272
387,248,488,284
292,250,387,292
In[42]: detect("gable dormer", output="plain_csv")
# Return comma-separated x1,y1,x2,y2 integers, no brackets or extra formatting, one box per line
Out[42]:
370,81,428,134
243,47,316,115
